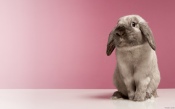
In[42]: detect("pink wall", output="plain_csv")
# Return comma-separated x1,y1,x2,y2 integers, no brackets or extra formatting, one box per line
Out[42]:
0,0,175,88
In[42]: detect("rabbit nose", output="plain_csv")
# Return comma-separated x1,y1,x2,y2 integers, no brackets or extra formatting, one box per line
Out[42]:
116,31,125,36
115,25,125,36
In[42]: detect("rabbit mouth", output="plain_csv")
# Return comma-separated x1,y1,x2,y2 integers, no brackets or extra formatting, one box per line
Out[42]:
117,43,126,47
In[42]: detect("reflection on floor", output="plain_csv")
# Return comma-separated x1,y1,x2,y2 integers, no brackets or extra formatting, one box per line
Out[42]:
0,89,174,109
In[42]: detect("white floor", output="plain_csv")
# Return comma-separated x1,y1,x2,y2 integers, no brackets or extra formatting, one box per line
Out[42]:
0,89,174,109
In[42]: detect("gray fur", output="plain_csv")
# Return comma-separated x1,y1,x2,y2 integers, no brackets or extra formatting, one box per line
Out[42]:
106,15,160,101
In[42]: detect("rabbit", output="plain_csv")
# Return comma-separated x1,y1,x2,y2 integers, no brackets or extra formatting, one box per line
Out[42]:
106,15,160,101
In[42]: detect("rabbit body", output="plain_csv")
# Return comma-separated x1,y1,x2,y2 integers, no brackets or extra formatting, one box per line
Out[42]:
114,43,160,101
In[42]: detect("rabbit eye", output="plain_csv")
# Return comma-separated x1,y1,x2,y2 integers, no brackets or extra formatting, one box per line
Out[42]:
131,22,136,27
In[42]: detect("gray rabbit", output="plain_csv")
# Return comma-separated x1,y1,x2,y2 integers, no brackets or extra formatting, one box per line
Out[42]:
106,15,160,101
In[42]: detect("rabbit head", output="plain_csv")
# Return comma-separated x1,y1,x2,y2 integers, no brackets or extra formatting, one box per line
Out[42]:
106,15,156,56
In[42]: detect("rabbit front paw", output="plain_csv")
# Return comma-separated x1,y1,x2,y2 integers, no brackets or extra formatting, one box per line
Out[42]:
133,92,146,101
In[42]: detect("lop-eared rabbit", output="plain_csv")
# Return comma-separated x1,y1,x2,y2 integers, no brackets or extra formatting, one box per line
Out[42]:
106,15,160,101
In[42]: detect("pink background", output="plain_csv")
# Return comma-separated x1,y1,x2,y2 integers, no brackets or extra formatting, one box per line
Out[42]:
0,0,175,89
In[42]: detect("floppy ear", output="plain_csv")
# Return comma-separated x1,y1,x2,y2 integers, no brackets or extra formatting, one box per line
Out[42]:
106,31,115,56
139,22,156,50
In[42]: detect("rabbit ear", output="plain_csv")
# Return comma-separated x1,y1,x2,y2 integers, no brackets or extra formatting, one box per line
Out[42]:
106,31,115,56
139,22,156,50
